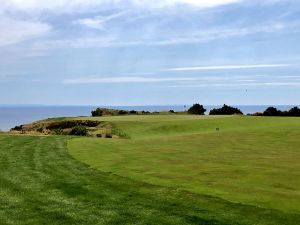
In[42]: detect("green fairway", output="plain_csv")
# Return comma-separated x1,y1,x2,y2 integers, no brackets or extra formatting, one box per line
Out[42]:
3,135,300,224
68,115,300,214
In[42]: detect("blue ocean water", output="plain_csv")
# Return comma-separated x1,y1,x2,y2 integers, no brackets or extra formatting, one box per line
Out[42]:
0,105,296,131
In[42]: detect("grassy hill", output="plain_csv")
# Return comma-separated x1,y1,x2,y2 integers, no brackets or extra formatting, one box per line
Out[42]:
1,115,300,224
68,115,300,213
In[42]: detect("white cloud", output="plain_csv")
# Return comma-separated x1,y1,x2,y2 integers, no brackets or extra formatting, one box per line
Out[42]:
129,0,242,9
62,74,300,90
0,0,243,47
169,82,300,88
76,11,129,30
0,17,51,47
63,76,204,84
165,64,290,71
39,21,290,50
63,75,254,84
151,22,288,46
1,0,242,13
61,74,290,84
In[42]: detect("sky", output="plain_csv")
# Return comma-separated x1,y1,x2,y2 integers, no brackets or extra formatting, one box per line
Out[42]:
0,0,300,106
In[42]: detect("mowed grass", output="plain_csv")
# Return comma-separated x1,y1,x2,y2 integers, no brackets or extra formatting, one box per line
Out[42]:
3,136,300,224
68,115,300,214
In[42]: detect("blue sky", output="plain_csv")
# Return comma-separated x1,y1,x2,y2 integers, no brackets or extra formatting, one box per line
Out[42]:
0,0,300,106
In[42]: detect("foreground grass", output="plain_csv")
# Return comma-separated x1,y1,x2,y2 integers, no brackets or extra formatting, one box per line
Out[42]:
1,135,300,224
68,116,300,214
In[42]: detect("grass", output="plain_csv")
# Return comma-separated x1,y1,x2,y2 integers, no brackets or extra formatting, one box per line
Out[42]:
68,115,300,214
3,135,300,224
1,115,300,224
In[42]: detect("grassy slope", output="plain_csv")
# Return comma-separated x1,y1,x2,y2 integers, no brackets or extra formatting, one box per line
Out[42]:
2,136,300,224
68,115,300,214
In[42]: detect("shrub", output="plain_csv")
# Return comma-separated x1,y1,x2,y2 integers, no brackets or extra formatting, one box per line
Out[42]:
118,110,128,115
91,108,114,116
261,106,300,117
209,104,243,115
169,110,175,113
91,108,103,117
188,104,206,115
129,110,137,114
11,125,23,131
263,107,282,116
252,112,263,116
53,128,63,135
69,125,88,136
46,120,100,130
288,107,300,117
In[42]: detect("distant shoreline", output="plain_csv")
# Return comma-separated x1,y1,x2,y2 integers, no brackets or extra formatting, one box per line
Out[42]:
0,105,299,131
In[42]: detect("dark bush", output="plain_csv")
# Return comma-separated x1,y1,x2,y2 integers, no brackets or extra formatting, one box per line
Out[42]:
11,125,23,131
69,125,88,136
46,120,100,130
209,104,243,115
288,107,300,116
91,108,103,116
252,112,263,116
188,104,206,115
261,106,300,117
118,110,128,115
91,108,115,116
263,107,282,116
129,110,137,114
169,110,175,113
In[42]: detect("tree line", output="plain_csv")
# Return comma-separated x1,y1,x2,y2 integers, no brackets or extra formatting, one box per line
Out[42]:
187,104,300,116
187,104,243,115
91,105,300,117
256,106,300,117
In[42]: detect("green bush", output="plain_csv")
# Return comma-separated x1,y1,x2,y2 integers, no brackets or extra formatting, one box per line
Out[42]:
263,107,281,116
141,111,150,114
209,104,243,115
188,104,206,115
53,128,63,135
129,110,137,114
11,125,23,131
69,125,88,136
46,120,100,129
91,108,103,116
261,106,300,117
118,110,128,115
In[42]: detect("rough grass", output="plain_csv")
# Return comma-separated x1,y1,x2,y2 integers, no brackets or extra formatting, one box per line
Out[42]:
68,116,300,214
3,135,300,224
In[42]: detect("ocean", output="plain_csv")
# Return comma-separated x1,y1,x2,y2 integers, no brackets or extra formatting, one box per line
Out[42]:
0,105,296,131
